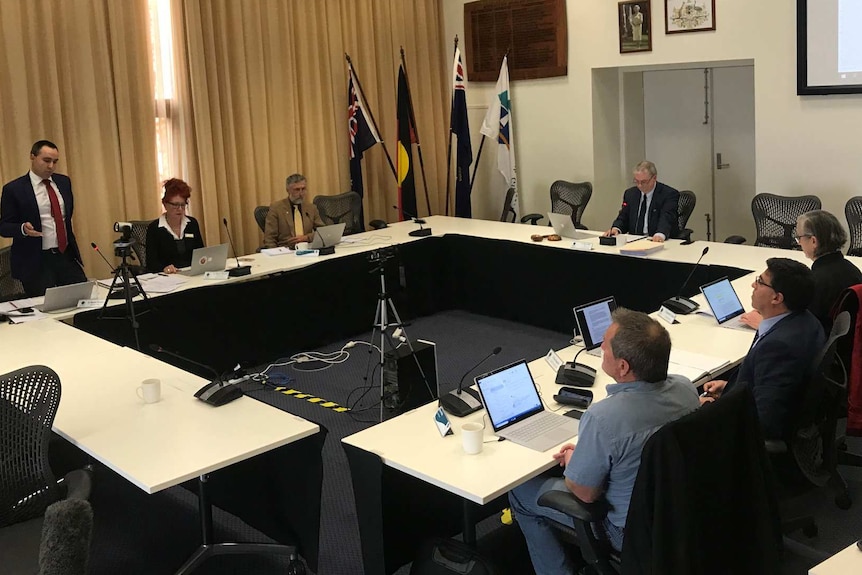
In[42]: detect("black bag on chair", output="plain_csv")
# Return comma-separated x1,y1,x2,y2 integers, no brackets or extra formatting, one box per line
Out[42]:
409,538,497,575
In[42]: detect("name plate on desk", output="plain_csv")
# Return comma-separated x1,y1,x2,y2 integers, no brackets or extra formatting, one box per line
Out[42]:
204,271,230,280
657,306,679,325
544,349,564,372
571,241,593,251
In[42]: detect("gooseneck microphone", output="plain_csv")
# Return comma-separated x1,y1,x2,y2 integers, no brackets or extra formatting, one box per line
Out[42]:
148,343,243,406
305,211,335,255
392,205,432,237
662,246,709,315
91,242,115,272
222,218,252,277
439,346,502,417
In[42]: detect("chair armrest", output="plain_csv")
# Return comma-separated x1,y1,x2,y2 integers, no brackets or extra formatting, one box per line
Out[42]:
764,439,788,455
369,219,388,230
538,490,609,523
676,229,693,242
59,467,94,501
520,213,543,226
724,235,746,244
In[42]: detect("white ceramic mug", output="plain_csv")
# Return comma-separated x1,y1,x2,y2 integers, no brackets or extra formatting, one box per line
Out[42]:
461,422,484,454
137,378,161,404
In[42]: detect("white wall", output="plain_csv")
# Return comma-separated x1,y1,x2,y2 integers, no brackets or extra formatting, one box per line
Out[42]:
444,0,862,228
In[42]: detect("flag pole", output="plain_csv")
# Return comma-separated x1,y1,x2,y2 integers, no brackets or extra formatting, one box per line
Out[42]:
444,36,458,216
400,46,432,217
345,54,397,182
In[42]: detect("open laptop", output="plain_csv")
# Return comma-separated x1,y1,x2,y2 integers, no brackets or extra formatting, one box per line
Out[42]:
547,212,592,241
180,244,229,276
37,281,95,313
574,296,617,357
310,223,346,250
699,277,754,331
475,359,579,452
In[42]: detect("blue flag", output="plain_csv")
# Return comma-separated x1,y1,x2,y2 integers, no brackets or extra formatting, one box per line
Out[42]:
451,47,473,218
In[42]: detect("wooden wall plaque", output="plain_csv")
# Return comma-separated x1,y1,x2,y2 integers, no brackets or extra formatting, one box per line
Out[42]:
464,0,567,82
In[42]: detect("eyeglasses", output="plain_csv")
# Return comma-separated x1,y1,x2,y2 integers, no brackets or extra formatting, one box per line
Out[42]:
755,275,774,289
165,201,188,209
794,234,812,244
633,176,654,186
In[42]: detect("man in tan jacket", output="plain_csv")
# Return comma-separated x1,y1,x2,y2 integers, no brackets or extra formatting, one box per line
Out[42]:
264,173,325,248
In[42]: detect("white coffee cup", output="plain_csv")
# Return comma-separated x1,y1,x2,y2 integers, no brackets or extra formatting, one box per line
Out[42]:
295,242,309,251
137,378,161,404
461,422,484,454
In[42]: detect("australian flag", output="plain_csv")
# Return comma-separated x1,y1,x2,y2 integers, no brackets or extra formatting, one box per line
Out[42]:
348,68,380,204
452,47,473,218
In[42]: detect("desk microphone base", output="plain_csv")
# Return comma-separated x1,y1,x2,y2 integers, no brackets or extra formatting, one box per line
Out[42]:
317,246,336,256
661,296,699,315
228,266,252,277
439,388,483,417
409,228,432,237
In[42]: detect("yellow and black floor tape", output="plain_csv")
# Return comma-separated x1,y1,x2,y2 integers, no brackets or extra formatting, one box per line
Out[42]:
273,387,350,412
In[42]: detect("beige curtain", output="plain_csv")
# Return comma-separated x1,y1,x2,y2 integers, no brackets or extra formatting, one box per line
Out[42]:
0,0,159,278
178,0,450,254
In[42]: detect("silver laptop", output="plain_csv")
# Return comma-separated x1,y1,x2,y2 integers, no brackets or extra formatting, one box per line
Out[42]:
573,296,617,357
476,360,579,452
547,212,592,241
699,277,754,331
310,223,346,249
38,281,94,313
180,244,229,276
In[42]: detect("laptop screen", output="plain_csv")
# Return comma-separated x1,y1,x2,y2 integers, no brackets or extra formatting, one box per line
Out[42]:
700,277,745,323
573,296,617,351
475,360,543,431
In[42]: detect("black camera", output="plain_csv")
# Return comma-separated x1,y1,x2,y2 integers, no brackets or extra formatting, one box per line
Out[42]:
367,246,397,264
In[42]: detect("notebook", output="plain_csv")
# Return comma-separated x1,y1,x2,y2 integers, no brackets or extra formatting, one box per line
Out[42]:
547,212,592,241
180,244,229,276
699,277,754,331
38,281,95,313
475,360,579,452
310,223,346,249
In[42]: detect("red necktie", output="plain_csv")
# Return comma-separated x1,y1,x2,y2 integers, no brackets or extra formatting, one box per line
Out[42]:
43,179,68,252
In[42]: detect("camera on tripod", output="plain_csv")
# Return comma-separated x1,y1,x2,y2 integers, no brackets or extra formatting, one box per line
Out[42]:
367,246,397,265
112,221,136,257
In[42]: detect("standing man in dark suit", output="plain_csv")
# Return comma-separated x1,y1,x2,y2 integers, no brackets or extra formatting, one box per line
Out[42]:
701,258,825,439
0,140,86,296
603,160,680,242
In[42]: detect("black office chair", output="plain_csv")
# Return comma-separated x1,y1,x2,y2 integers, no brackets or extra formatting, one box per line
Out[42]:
831,287,862,489
0,366,94,574
254,205,270,233
551,180,592,229
537,386,782,575
675,190,696,242
313,192,362,235
0,245,26,302
129,220,151,271
751,193,821,250
499,187,541,225
844,196,862,257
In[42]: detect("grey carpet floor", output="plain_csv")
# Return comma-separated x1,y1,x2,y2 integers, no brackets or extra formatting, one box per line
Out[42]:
82,310,862,574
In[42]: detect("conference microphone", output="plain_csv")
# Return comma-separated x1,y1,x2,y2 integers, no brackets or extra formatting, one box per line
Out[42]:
148,343,243,406
439,346,502,417
91,242,139,300
662,246,709,315
306,211,335,255
392,205,432,237
222,218,252,277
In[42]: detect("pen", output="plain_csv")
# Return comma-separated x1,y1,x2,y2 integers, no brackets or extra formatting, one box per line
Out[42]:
700,391,710,398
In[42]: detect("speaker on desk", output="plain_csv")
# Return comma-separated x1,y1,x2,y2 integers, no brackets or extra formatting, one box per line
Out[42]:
383,339,438,415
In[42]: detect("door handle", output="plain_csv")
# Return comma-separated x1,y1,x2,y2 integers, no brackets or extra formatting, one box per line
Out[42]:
716,153,730,169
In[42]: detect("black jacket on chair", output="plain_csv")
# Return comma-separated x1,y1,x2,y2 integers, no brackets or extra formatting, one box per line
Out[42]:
621,386,782,575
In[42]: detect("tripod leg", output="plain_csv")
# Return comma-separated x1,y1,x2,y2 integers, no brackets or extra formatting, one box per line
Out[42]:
121,266,141,351
98,269,123,317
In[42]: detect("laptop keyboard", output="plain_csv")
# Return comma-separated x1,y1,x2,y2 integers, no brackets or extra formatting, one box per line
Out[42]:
506,412,567,442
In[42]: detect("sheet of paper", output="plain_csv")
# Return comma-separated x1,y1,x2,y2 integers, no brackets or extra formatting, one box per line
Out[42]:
670,349,731,374
137,274,188,293
0,297,37,313
261,247,293,256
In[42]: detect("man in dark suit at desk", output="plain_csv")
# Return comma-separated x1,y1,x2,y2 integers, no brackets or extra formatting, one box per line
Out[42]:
702,258,825,439
603,161,679,242
508,309,699,574
0,140,86,296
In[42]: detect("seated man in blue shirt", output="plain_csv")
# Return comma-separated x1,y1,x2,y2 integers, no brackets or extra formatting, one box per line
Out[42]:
508,309,700,575
701,258,825,439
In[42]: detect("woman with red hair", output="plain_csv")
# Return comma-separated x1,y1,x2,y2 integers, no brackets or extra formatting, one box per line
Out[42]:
145,178,205,273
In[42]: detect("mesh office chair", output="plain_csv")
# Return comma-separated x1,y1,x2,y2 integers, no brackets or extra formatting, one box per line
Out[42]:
254,205,270,233
129,220,151,271
844,196,862,257
0,366,93,574
751,193,821,250
538,386,781,574
0,246,25,302
313,192,362,235
550,180,592,229
675,190,696,242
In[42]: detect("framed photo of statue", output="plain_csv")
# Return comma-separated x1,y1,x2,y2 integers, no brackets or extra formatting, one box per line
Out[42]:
619,1,652,53
665,0,715,34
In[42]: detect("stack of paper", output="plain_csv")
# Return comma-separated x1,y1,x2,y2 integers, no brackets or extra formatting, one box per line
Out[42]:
669,349,732,382
619,238,664,256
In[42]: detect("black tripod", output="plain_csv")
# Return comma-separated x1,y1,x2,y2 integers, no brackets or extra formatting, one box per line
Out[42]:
98,240,151,350
367,248,433,422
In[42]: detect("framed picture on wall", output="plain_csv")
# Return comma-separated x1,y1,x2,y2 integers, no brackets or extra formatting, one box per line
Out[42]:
619,1,652,53
665,0,715,34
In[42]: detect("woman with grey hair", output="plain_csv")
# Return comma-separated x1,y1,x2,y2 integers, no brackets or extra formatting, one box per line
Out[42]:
742,209,862,330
